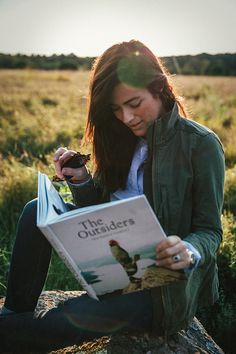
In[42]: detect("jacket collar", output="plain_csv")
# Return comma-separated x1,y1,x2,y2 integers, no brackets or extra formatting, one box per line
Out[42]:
146,102,180,146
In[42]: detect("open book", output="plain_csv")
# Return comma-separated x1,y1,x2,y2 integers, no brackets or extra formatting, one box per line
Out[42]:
37,172,185,300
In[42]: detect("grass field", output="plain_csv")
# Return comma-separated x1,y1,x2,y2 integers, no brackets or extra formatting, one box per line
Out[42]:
0,70,236,352
1,70,235,164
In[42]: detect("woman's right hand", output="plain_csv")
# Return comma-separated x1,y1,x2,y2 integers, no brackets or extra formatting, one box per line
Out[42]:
53,147,90,182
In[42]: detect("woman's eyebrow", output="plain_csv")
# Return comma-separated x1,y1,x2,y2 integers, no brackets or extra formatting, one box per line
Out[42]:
111,96,140,106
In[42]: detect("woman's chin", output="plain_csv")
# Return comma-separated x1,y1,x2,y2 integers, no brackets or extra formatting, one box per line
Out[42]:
132,128,147,137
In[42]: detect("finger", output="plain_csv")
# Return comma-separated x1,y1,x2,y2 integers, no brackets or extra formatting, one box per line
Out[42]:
53,147,68,162
156,237,185,260
156,258,186,269
157,243,185,261
62,166,89,180
54,160,64,179
156,235,180,252
164,260,188,270
53,149,77,179
156,252,189,270
58,150,77,164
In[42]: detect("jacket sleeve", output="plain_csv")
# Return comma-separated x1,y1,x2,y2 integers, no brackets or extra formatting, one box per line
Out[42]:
67,176,103,208
184,132,225,265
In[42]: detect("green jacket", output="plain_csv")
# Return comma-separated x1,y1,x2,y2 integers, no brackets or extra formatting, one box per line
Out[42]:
144,103,225,333
69,103,225,334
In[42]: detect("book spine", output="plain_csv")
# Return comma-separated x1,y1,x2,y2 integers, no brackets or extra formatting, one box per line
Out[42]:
39,225,99,301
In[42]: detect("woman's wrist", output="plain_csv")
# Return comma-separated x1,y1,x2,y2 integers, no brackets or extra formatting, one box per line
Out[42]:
183,241,201,272
68,171,91,184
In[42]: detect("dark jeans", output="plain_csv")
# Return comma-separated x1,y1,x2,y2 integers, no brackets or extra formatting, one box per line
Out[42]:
1,199,157,352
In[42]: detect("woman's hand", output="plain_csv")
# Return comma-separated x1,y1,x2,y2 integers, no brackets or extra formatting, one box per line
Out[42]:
156,235,191,270
53,147,90,182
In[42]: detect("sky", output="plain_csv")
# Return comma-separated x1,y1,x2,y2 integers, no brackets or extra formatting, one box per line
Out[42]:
0,0,235,57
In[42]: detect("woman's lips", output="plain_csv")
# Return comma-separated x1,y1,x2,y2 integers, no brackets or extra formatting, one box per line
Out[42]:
130,121,142,129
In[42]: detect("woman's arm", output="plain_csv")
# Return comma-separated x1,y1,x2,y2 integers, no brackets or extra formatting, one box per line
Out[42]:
155,132,225,270
67,178,102,208
183,132,225,264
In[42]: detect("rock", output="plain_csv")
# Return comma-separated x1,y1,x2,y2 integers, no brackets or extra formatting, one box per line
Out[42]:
0,291,225,354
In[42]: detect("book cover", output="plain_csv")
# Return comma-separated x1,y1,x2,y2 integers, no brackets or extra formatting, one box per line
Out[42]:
37,172,185,299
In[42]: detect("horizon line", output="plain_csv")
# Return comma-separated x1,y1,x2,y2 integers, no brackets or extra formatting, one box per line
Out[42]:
0,51,236,58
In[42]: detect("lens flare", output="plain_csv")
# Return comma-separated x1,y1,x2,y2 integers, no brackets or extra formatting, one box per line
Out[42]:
117,51,156,88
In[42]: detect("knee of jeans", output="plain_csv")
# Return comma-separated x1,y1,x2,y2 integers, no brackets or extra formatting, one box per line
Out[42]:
21,198,38,224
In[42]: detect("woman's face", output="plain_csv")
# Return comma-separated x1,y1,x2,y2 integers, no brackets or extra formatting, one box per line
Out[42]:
111,83,165,137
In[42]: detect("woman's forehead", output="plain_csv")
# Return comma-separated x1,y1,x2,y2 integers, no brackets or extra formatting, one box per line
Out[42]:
111,83,147,104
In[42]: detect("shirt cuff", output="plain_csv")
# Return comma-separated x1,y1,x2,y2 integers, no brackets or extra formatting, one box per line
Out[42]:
183,241,201,272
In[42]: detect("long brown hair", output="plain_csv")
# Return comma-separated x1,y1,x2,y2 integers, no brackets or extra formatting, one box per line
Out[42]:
83,40,186,194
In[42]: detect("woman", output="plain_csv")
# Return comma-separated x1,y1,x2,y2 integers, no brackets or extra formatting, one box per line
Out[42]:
0,40,225,352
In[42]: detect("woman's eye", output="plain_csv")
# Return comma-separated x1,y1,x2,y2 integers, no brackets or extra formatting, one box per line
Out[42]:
130,100,141,108
110,99,142,112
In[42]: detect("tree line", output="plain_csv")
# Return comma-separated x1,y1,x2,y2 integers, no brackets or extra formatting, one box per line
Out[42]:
0,52,235,76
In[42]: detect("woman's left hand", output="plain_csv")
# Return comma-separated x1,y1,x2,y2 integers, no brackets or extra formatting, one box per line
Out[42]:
156,235,191,270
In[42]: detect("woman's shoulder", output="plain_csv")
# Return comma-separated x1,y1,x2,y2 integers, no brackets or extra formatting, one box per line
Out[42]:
176,115,224,153
177,115,215,137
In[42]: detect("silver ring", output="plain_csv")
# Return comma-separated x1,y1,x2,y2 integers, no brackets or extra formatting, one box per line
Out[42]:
172,254,181,263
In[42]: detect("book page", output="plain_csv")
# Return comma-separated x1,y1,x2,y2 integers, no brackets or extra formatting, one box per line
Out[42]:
37,172,70,226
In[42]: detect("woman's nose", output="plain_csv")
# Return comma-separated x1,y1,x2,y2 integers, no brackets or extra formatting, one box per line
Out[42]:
122,108,134,124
